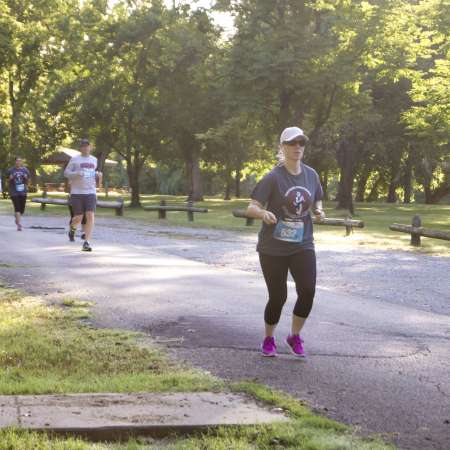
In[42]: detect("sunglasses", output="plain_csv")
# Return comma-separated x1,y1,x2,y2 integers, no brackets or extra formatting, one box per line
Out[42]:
283,139,306,147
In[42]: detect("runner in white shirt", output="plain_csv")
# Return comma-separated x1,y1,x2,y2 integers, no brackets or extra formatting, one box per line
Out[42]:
64,139,102,251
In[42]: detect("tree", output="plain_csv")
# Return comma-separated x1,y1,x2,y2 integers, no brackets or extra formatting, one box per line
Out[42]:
198,114,263,199
1,0,76,160
158,5,221,201
50,0,166,206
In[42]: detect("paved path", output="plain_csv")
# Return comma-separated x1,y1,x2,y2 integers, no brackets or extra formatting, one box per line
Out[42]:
0,214,449,449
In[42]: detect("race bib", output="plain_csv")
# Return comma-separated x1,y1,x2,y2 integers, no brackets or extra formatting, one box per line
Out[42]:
82,168,96,179
15,183,25,192
273,219,304,243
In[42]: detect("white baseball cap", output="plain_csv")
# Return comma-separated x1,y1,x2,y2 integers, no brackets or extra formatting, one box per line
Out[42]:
279,127,309,144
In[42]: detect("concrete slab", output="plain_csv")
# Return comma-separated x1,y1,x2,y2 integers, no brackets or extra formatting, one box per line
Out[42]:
1,392,288,440
0,396,17,428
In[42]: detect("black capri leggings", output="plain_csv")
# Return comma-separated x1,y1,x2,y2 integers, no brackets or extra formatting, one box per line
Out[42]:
11,195,27,214
259,250,316,325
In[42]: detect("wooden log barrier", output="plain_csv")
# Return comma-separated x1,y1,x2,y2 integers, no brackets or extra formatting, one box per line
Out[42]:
32,197,124,216
389,215,450,246
232,209,364,235
33,197,69,208
97,199,124,216
144,200,208,222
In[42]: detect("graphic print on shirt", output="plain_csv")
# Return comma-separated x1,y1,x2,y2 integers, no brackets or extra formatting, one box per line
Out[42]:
80,162,96,179
14,172,25,192
282,186,313,219
273,186,312,243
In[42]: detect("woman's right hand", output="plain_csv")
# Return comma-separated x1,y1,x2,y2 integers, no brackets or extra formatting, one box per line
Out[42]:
262,210,277,225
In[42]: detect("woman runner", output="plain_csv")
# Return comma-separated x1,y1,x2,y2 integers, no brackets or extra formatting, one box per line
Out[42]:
247,127,325,358
7,157,30,231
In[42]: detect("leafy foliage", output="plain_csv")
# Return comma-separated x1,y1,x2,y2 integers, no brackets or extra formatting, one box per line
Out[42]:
0,0,448,204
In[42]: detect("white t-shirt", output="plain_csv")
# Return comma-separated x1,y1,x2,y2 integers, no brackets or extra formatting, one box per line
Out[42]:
64,155,98,195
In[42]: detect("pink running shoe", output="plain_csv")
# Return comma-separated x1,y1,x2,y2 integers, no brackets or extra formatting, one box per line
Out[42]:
286,334,306,358
261,336,277,357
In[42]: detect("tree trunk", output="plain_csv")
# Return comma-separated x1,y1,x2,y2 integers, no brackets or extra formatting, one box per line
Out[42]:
29,166,38,191
181,132,204,202
224,167,232,200
235,164,242,198
186,150,203,202
403,152,413,204
336,138,355,214
95,150,108,172
126,157,141,208
428,181,450,204
355,168,370,202
320,170,329,200
130,180,141,207
124,135,143,208
387,180,397,203
423,179,433,204
9,78,21,153
387,158,402,203
10,108,20,152
366,174,383,202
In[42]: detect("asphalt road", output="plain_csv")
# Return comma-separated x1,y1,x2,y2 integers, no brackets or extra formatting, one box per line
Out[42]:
0,213,449,449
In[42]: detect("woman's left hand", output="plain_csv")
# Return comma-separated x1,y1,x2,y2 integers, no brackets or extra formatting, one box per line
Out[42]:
313,209,325,221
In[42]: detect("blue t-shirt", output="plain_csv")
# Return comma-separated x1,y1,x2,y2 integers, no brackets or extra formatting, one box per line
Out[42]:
7,167,30,196
251,163,324,256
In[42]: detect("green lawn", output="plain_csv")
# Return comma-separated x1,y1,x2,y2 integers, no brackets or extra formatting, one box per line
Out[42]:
1,193,449,255
0,284,393,450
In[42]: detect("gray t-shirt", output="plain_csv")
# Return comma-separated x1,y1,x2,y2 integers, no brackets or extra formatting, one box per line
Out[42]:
7,167,30,196
64,155,98,195
251,163,324,256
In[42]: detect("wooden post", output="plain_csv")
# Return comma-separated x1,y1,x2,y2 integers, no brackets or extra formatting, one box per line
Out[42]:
116,198,124,217
345,215,353,236
41,186,48,210
187,201,194,222
159,200,166,219
411,215,421,247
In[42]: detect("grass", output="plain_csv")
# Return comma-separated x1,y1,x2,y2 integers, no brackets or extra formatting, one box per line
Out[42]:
0,284,394,449
169,383,394,450
1,193,449,255
0,288,220,395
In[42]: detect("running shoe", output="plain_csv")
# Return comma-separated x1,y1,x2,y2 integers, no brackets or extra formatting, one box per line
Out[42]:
68,228,75,242
17,224,22,231
82,241,92,252
261,336,277,357
286,334,306,358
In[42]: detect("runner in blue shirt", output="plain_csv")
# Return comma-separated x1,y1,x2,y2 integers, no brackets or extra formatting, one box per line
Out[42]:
7,157,30,231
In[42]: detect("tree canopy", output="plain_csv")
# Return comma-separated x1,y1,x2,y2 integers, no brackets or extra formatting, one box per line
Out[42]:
0,0,448,205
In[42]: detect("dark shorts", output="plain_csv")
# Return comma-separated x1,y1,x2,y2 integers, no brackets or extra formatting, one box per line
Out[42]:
70,194,96,215
68,205,87,225
11,195,27,214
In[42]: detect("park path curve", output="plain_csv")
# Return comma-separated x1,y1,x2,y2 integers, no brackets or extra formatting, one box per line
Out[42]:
0,214,449,450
